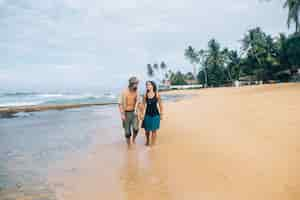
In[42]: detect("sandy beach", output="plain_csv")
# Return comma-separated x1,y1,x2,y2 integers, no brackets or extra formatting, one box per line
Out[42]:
45,83,300,200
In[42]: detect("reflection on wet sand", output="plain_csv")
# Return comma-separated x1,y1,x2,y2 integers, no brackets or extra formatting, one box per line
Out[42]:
48,143,125,200
120,147,171,200
50,141,173,200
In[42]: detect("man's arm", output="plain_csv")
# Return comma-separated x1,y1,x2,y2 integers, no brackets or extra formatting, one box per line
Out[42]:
140,94,147,119
135,94,144,120
118,92,126,121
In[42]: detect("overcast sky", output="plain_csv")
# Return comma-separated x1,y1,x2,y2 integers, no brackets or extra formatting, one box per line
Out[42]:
0,0,288,92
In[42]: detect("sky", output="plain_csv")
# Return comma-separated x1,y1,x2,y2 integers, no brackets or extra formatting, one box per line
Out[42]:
0,0,289,92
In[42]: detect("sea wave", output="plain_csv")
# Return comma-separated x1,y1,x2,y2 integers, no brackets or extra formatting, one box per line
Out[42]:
0,92,118,107
0,92,38,97
0,101,45,107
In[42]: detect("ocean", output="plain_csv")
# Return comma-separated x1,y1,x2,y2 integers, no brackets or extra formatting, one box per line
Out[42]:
0,105,119,199
0,91,118,107
0,90,189,107
0,90,189,119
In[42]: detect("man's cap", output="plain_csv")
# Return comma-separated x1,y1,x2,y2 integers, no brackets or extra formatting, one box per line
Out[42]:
129,76,139,85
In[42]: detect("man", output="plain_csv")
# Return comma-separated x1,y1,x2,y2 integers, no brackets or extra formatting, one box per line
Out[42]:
118,77,140,147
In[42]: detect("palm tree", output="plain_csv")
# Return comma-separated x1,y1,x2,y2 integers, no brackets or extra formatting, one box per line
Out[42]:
206,39,224,67
146,62,169,83
153,63,159,70
241,27,283,81
284,0,300,33
147,64,154,77
224,49,242,82
222,48,233,82
275,33,289,71
160,61,168,82
242,28,267,80
242,27,266,66
184,46,200,79
198,49,208,87
206,39,227,86
160,61,167,70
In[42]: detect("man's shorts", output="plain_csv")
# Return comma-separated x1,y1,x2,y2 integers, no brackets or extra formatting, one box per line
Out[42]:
122,111,139,138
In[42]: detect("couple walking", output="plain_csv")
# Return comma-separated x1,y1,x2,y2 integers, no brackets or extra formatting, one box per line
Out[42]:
118,77,163,148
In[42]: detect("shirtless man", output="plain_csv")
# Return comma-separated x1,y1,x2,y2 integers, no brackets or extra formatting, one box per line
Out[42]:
118,77,140,147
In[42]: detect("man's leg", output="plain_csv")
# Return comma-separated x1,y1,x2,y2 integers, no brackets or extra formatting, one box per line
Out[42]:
132,113,139,144
125,129,132,148
123,114,132,148
132,130,138,144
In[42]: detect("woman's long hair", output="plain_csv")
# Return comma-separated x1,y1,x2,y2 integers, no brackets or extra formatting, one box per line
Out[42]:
146,81,157,94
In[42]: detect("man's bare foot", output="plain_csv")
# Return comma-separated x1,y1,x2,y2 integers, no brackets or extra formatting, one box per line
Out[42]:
126,138,131,148
132,132,138,144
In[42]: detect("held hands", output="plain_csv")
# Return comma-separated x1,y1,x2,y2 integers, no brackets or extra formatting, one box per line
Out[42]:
121,113,126,121
138,113,144,121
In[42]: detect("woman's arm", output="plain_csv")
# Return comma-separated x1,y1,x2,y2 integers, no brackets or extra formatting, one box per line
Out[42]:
157,93,163,118
140,95,147,119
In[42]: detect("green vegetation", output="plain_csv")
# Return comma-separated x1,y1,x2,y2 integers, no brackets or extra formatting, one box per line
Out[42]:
168,71,187,85
146,1,300,87
184,28,300,87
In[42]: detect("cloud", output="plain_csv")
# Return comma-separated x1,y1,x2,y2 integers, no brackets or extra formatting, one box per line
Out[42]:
0,0,288,91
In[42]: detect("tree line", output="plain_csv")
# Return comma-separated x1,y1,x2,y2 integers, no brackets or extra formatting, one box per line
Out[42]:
185,28,300,87
146,0,300,87
146,62,196,85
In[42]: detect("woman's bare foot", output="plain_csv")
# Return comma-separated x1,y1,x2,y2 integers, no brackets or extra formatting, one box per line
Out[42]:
145,140,150,146
145,131,150,146
151,132,157,146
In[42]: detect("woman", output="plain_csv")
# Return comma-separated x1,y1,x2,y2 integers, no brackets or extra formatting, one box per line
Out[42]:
141,81,163,146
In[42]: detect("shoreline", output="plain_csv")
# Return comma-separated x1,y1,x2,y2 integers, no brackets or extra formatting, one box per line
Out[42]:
0,82,297,117
0,102,118,116
0,91,192,117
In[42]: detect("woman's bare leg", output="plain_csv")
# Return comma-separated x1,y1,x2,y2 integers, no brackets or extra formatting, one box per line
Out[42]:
145,131,150,146
151,131,157,146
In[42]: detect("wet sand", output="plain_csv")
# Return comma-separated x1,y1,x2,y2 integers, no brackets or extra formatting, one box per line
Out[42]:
0,102,118,117
49,83,300,200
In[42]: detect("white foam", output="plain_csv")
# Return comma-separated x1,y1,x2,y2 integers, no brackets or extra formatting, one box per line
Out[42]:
0,101,44,107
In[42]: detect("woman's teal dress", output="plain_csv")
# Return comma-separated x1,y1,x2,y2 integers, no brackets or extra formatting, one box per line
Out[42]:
142,93,160,131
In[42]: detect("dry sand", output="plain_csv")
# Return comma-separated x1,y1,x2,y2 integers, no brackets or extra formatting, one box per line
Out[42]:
49,83,300,200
